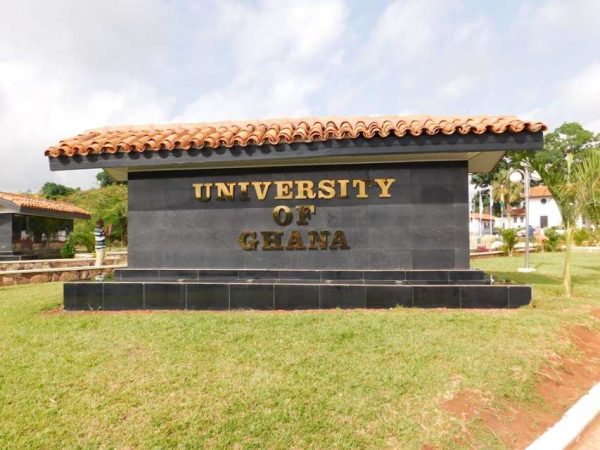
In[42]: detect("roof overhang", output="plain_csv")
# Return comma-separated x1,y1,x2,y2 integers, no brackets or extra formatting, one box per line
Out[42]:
0,199,90,220
48,132,544,181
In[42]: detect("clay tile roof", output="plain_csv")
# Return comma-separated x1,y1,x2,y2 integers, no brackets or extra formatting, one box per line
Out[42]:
44,115,547,158
470,212,497,221
529,185,551,198
0,192,91,219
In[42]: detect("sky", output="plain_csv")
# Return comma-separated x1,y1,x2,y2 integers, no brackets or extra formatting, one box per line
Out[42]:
1,0,600,192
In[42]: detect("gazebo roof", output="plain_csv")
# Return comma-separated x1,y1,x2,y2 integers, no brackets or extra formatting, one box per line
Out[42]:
0,192,91,220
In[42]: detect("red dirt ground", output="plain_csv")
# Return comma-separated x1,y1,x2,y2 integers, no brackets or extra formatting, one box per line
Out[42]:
443,312,600,449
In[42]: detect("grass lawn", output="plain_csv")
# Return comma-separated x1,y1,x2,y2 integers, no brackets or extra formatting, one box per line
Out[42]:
0,253,598,449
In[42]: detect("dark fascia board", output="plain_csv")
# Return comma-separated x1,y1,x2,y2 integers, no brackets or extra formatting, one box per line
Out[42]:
48,131,543,174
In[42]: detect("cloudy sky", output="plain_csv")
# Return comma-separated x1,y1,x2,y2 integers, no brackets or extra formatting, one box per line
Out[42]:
1,0,599,192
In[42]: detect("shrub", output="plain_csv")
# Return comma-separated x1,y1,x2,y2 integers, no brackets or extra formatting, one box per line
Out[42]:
500,229,518,256
543,228,563,252
67,231,95,253
60,240,75,259
573,228,589,246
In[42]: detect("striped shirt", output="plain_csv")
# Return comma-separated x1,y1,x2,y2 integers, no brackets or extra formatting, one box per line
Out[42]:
94,227,106,249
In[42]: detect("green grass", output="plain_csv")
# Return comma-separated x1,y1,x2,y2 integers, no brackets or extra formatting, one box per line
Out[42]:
0,253,598,449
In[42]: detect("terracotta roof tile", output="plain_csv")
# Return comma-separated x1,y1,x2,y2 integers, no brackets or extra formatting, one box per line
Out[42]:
44,115,546,158
0,192,91,219
470,213,497,221
529,185,551,198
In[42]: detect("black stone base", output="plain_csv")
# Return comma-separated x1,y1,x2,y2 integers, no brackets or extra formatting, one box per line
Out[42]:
64,269,531,311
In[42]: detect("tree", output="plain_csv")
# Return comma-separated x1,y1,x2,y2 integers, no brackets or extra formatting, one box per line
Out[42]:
40,182,76,199
527,122,599,298
491,169,522,220
573,149,600,226
96,170,125,187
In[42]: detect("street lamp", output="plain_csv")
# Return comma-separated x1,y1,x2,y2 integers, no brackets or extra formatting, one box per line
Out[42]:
509,164,541,273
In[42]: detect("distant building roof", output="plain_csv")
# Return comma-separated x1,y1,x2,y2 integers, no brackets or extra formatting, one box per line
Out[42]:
470,212,497,222
506,207,526,217
0,192,91,219
44,115,547,157
529,185,552,198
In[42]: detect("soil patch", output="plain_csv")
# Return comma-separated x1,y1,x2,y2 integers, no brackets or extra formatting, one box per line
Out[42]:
443,313,600,449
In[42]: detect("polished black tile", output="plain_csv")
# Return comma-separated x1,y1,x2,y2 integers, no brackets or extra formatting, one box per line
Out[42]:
144,283,185,309
320,284,366,309
320,271,364,281
460,286,508,308
412,249,455,269
366,285,413,308
158,270,198,281
406,270,449,281
198,270,238,279
274,284,319,310
413,286,460,308
508,286,532,308
103,283,144,310
448,270,486,281
278,270,321,280
186,284,229,310
64,282,102,310
117,269,159,281
363,271,406,281
238,270,278,279
230,284,274,310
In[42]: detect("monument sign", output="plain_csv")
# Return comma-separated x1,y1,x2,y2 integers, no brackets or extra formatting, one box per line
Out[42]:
45,115,546,310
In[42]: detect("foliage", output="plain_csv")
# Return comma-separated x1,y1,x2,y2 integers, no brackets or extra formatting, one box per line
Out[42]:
64,185,128,246
60,239,76,258
1,252,599,448
39,182,77,199
542,228,563,252
500,228,518,256
527,122,600,297
66,230,95,253
572,149,600,226
572,228,589,246
96,170,126,188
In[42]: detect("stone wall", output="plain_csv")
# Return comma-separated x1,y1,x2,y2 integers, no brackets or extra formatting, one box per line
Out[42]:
0,265,123,286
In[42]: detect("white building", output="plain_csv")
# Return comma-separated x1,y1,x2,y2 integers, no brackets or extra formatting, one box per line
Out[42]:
528,186,563,229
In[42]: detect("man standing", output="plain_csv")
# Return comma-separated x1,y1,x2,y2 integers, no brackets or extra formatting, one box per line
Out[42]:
94,219,107,267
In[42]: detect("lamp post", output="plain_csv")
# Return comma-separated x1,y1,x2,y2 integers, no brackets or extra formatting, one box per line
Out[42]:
510,164,537,273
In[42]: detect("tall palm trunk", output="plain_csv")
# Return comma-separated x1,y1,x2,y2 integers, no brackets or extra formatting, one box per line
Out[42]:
563,223,573,298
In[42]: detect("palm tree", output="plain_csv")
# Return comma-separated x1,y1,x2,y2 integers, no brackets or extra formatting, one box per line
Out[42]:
491,169,522,224
528,123,599,298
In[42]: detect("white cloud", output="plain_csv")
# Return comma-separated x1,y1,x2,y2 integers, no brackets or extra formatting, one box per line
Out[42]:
539,62,600,131
176,0,347,122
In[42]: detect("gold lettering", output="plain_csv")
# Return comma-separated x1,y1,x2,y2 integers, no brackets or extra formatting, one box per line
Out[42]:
238,182,250,201
239,231,257,250
215,182,235,201
261,231,284,250
317,179,336,199
272,205,293,226
274,181,294,200
307,230,330,250
295,180,316,199
337,179,349,199
252,181,272,200
329,230,350,250
374,178,395,198
192,183,213,201
285,231,306,250
295,205,315,225
352,179,371,198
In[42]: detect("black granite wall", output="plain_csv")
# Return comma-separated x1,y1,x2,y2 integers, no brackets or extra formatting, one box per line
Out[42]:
127,161,469,270
0,214,12,254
